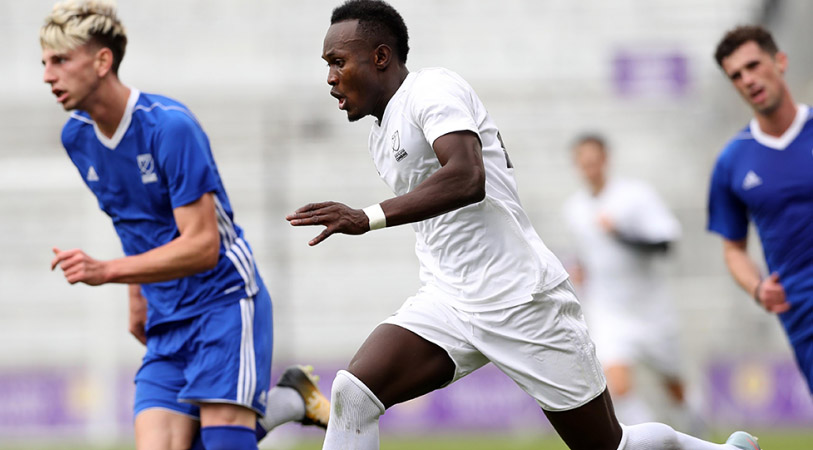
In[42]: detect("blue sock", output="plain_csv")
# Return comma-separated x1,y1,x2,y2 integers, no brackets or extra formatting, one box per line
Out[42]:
188,432,205,450
201,425,258,450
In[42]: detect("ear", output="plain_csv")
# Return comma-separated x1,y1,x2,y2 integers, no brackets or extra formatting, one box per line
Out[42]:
775,50,788,74
94,47,115,77
373,44,393,71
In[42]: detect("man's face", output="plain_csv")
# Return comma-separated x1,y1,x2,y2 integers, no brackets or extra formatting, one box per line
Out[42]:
574,142,606,187
721,40,788,115
322,20,379,122
42,45,100,111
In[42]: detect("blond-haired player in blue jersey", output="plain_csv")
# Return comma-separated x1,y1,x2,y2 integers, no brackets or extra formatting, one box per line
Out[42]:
41,1,328,449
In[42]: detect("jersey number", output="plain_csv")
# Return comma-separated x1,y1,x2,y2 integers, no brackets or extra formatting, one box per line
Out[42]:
497,131,513,169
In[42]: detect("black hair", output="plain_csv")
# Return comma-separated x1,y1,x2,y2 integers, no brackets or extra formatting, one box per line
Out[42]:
714,25,778,67
331,0,409,63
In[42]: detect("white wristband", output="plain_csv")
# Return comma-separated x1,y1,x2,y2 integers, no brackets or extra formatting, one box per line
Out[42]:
362,203,387,231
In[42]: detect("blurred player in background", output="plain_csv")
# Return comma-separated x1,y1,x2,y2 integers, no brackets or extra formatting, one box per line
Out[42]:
563,134,703,430
287,0,760,448
41,2,328,449
709,25,813,396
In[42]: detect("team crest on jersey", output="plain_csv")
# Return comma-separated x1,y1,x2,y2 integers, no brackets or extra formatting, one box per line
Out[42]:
391,130,408,162
137,153,158,184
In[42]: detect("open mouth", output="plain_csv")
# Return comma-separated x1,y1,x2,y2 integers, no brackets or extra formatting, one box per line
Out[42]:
53,89,68,103
331,91,346,110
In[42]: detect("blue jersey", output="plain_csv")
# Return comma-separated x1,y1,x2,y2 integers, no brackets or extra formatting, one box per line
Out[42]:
707,104,813,345
61,89,259,331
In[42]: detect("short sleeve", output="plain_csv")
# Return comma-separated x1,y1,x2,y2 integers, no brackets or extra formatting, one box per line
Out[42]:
707,154,749,240
154,114,219,209
410,71,481,146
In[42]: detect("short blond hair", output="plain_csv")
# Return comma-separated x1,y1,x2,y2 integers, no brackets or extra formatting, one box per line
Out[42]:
40,0,127,74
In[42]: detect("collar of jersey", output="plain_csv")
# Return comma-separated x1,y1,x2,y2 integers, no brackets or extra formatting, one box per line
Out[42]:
93,87,141,150
749,104,809,150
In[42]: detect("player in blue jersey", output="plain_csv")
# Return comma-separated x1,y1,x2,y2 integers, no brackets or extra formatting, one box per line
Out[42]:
40,2,328,449
709,25,813,395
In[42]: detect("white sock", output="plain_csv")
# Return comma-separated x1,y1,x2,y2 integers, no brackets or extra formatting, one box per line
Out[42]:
621,423,738,450
322,370,385,450
258,386,305,432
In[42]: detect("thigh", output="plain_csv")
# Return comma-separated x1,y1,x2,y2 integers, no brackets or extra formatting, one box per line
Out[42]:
349,323,456,409
200,403,257,428
182,292,273,416
135,408,198,450
135,342,200,419
543,388,623,450
350,293,490,408
475,281,606,411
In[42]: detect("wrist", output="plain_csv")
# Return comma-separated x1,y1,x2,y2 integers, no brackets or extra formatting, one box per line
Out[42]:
752,278,764,302
362,203,387,231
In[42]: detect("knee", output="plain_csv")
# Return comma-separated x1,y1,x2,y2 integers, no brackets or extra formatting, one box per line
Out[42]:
331,370,385,421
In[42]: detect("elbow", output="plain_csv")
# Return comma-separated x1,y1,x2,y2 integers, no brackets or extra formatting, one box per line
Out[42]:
198,234,221,272
464,168,486,204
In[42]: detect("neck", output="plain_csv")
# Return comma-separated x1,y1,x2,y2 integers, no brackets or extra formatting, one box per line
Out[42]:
85,77,130,139
755,91,797,137
589,177,606,196
373,65,409,122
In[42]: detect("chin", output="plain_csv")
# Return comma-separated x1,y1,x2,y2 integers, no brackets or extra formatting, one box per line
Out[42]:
346,111,364,122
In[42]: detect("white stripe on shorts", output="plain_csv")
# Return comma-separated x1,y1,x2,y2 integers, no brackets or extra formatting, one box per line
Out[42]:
237,298,256,406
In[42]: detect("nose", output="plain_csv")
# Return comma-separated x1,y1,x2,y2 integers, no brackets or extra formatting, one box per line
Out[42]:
327,67,338,86
43,63,56,84
740,70,756,87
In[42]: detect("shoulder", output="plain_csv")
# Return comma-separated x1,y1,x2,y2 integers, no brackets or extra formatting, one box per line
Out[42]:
715,124,754,168
411,68,472,93
133,92,202,133
61,111,94,148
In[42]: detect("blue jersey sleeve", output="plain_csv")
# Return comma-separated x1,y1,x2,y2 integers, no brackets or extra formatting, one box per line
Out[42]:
154,113,220,209
707,152,749,241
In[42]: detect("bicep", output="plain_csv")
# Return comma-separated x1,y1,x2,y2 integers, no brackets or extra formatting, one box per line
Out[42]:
432,130,483,169
173,192,219,239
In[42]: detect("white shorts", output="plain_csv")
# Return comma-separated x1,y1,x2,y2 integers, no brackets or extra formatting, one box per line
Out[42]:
382,280,607,411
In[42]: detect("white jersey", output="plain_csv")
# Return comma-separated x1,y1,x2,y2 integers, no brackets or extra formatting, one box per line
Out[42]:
368,68,568,312
562,178,681,322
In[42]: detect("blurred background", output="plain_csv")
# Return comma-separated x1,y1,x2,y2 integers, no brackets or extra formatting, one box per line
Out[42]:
1,0,812,448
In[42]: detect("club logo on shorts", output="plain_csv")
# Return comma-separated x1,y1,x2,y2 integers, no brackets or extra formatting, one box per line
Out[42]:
391,130,408,162
137,153,158,184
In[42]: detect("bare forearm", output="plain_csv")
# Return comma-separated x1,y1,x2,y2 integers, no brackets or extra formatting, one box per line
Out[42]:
106,234,220,284
381,164,485,227
723,241,762,295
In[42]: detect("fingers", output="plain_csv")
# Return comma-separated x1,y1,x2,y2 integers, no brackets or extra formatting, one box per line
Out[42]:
309,228,334,246
768,272,780,282
50,248,77,271
292,202,334,215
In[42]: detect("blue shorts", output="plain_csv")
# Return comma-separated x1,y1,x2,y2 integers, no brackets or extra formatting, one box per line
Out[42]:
134,284,273,419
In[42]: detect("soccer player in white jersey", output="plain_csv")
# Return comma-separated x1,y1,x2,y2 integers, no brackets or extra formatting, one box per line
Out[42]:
287,1,759,449
708,25,813,397
41,2,328,449
563,134,700,428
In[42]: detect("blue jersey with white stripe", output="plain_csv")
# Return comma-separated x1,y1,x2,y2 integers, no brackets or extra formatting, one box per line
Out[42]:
707,105,813,344
61,89,259,331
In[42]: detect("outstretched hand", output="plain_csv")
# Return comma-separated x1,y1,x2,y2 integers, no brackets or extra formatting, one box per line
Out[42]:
286,201,370,246
51,247,109,286
755,272,790,314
